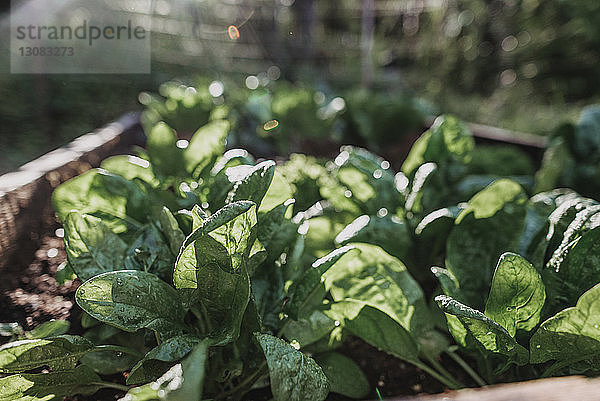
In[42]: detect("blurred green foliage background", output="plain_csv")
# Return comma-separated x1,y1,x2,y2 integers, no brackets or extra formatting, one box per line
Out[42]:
1,0,600,174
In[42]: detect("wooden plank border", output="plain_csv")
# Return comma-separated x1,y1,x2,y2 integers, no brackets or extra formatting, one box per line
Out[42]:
0,112,144,270
392,376,600,401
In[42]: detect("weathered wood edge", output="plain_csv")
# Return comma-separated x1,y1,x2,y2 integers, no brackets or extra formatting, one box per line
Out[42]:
424,115,548,149
390,376,600,401
0,112,144,270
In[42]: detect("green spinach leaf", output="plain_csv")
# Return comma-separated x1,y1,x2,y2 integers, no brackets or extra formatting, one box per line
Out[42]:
76,270,188,341
313,352,369,399
255,333,329,401
484,253,545,336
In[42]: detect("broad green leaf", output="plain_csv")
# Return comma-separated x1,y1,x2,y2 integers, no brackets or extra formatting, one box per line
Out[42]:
404,162,445,215
324,243,431,335
24,321,70,340
255,333,329,401
165,342,208,401
546,203,600,275
279,153,327,212
194,259,250,344
530,283,600,372
304,215,348,258
234,299,265,371
402,114,474,177
260,169,295,213
456,179,526,222
431,266,461,300
82,324,121,344
545,193,597,256
302,327,347,355
534,138,576,193
454,175,534,201
484,253,545,336
55,262,76,285
518,199,553,270
436,295,528,367
175,234,250,344
123,224,175,280
174,234,231,290
247,239,268,275
184,120,228,177
207,204,257,271
146,122,185,177
226,160,276,208
0,365,101,401
285,246,356,320
0,336,94,373
252,271,285,331
121,342,208,401
63,213,128,280
334,146,403,211
101,155,158,187
324,300,420,363
183,200,254,247
415,207,461,269
257,199,298,263
76,270,187,341
81,348,139,375
544,223,600,314
313,352,370,399
282,311,336,348
318,174,361,216
331,147,399,215
283,229,306,282
446,179,527,309
127,335,204,385
52,169,148,234
335,215,411,261
431,267,468,343
152,206,185,256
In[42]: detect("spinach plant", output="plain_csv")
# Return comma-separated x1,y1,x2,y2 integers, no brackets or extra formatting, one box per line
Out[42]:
3,108,599,401
435,187,600,383
0,118,466,401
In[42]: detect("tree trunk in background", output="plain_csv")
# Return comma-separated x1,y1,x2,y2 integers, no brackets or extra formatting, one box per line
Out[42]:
361,0,375,88
293,0,316,62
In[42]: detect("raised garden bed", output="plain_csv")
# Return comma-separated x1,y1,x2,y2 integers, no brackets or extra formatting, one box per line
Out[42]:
1,111,598,401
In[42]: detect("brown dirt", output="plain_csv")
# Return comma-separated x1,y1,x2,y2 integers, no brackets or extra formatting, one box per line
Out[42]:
0,219,75,331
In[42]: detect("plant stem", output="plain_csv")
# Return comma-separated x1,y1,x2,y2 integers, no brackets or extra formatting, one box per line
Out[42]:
218,362,268,400
200,302,213,332
412,360,462,390
190,305,207,333
92,382,130,392
424,354,463,389
445,349,487,387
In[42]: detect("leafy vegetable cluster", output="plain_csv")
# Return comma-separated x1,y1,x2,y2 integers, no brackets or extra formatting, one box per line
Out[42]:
138,78,431,155
2,108,600,401
537,105,600,198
